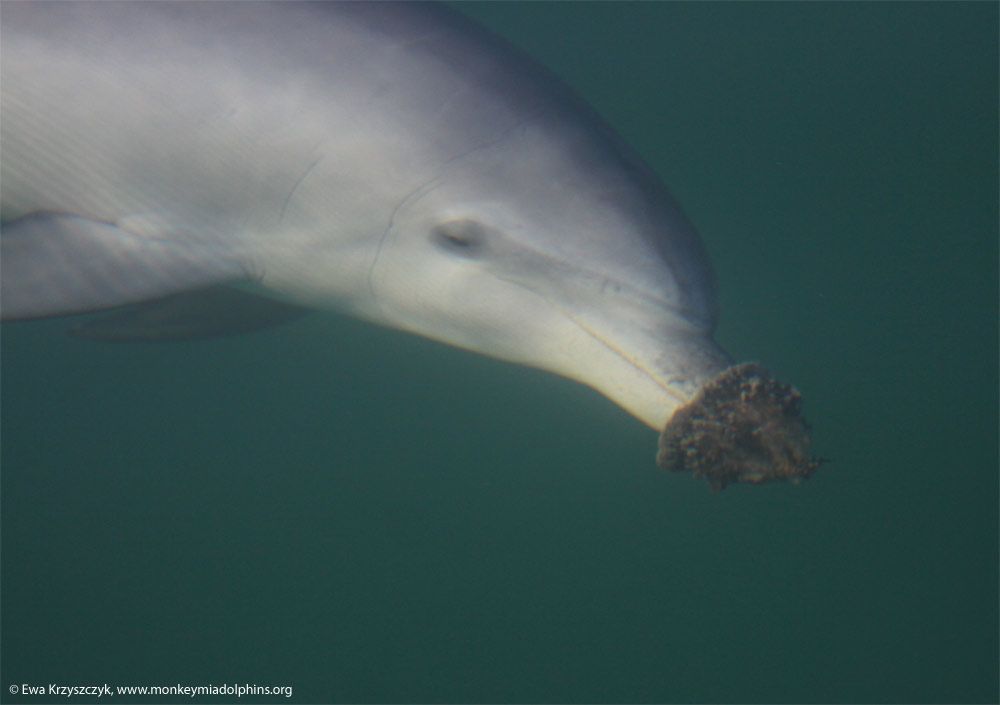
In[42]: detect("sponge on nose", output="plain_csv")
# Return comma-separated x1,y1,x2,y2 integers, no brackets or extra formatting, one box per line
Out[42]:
657,363,822,491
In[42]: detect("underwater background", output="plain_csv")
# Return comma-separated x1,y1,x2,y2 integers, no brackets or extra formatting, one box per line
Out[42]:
2,2,997,703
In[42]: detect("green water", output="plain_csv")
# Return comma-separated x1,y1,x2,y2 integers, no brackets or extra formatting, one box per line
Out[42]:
2,2,997,703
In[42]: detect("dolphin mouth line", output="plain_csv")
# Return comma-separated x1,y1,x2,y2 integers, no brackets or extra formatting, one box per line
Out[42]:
558,307,691,407
487,270,690,411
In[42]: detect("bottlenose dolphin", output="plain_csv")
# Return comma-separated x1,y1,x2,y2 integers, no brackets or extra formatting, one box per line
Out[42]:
0,2,818,488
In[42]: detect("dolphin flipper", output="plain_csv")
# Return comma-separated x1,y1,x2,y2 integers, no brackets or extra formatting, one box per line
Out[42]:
0,212,249,321
69,286,310,342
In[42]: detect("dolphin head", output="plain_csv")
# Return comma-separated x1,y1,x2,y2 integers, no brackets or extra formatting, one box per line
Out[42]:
370,115,732,430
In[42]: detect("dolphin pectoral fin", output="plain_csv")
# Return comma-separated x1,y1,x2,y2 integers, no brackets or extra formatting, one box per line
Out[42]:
69,286,310,342
0,212,248,320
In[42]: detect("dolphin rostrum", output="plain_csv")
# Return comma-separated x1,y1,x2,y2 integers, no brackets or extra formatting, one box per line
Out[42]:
0,2,819,489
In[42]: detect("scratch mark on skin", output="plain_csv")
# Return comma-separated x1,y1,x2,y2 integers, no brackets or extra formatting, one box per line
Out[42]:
279,155,323,225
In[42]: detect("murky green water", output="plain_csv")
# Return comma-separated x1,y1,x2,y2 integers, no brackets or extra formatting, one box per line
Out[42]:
3,3,997,703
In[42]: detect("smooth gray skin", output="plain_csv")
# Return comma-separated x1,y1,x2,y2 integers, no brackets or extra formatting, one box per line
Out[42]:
0,1,732,430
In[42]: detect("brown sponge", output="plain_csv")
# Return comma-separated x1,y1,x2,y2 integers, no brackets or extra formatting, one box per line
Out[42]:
657,363,821,490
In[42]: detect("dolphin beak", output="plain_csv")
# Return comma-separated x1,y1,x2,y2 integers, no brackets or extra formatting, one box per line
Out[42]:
559,307,821,490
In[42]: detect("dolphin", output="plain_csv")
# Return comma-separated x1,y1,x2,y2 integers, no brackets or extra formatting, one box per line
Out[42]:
0,1,818,489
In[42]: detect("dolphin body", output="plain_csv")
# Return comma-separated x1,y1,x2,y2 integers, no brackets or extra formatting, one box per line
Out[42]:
0,2,817,488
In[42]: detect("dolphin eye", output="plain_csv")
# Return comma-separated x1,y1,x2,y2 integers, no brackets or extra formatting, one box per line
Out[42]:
431,219,487,257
